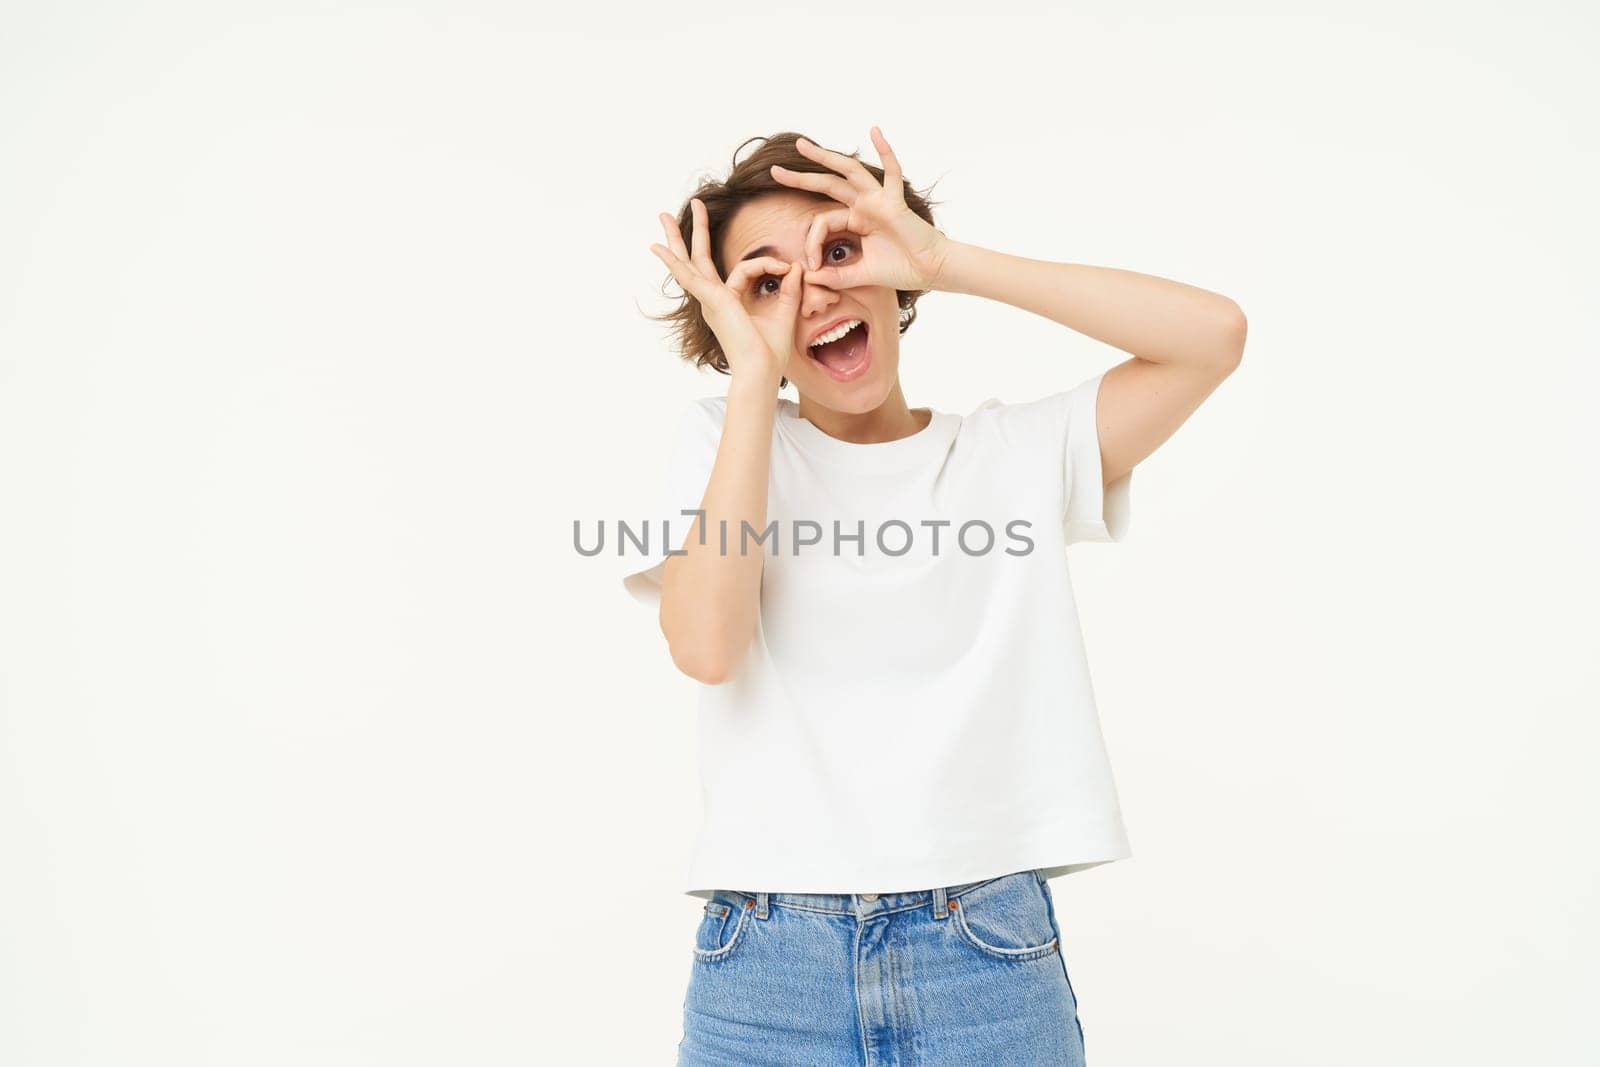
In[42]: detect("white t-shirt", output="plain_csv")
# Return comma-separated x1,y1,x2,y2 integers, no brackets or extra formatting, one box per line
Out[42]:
621,370,1133,900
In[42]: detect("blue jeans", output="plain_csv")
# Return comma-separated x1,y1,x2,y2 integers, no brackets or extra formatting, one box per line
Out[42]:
678,868,1086,1066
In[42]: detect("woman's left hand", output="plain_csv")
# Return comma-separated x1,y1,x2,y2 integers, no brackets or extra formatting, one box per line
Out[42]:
770,127,953,294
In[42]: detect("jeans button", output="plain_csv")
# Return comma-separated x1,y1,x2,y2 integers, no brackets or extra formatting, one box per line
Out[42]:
861,893,878,901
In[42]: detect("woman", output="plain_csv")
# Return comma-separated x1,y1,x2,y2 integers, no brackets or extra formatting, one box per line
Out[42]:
625,127,1245,1066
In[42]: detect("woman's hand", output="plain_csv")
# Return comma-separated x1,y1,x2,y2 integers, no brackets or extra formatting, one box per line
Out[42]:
770,127,953,293
650,198,806,387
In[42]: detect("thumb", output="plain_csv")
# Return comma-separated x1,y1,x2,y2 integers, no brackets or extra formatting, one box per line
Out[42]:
802,263,857,290
778,260,806,314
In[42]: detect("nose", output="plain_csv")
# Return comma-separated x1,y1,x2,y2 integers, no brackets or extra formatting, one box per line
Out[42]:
799,270,840,319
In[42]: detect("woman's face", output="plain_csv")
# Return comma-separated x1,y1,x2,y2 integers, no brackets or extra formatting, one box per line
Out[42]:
718,191,901,414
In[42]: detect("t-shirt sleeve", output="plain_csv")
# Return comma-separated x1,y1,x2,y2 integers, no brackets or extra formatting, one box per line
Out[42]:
620,396,727,607
1059,370,1132,546
972,370,1132,547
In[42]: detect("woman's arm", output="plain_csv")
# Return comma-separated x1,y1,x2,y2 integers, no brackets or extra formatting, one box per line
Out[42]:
766,129,1245,489
650,200,810,685
933,243,1247,486
658,367,781,685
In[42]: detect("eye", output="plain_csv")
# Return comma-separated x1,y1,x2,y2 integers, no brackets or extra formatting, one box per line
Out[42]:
824,238,856,263
751,274,782,298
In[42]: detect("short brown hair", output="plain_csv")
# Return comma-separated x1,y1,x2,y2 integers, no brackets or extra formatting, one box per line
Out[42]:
644,131,945,389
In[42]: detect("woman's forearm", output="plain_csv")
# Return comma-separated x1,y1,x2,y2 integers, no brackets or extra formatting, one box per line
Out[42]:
659,368,781,684
933,241,1246,369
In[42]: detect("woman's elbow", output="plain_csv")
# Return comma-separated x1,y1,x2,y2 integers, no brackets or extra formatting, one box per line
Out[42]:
666,640,739,685
659,584,751,684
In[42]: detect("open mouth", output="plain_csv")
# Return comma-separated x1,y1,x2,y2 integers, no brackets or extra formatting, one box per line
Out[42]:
805,319,872,382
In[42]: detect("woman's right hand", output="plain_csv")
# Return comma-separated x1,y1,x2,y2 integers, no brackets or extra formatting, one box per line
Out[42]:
651,198,806,387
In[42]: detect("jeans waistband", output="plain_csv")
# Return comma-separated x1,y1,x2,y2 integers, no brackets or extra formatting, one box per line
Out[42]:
722,868,1044,921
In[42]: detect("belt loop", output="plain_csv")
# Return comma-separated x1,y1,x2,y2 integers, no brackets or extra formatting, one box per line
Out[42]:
933,885,949,919
756,892,769,919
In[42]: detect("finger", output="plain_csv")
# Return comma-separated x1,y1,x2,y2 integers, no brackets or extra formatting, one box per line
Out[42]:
795,135,879,193
777,258,806,316
648,242,693,291
688,198,719,281
799,261,860,292
723,255,792,296
649,243,711,303
803,207,852,271
770,163,857,208
869,126,905,204
659,212,692,264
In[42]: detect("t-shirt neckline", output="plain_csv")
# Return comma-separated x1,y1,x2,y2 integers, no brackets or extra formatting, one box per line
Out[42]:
775,397,960,472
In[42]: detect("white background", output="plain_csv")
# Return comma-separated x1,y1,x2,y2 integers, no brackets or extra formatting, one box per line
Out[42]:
3,2,1596,1064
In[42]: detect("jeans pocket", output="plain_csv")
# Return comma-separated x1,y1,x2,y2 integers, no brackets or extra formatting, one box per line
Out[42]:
948,870,1060,962
692,894,755,964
